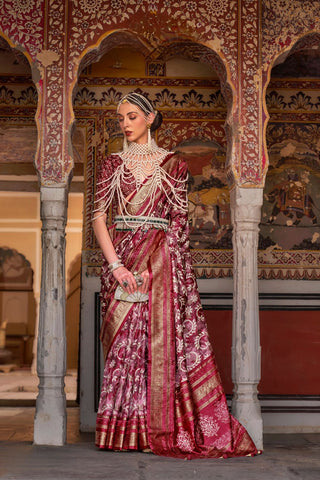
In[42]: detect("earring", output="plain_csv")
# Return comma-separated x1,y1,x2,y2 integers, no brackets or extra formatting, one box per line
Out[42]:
147,124,152,151
123,133,128,152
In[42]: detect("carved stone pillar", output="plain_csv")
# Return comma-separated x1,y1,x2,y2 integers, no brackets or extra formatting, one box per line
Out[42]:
34,186,68,446
230,186,263,451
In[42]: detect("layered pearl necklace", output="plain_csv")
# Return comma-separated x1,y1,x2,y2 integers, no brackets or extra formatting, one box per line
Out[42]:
94,140,188,228
121,140,168,190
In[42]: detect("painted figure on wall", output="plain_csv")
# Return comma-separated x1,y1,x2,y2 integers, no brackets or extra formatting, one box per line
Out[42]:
266,172,317,226
174,138,232,250
260,135,320,251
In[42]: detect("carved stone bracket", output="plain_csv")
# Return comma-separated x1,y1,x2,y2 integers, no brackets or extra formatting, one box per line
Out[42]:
230,186,263,451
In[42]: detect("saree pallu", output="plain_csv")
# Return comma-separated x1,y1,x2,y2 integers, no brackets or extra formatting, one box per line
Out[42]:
95,154,258,458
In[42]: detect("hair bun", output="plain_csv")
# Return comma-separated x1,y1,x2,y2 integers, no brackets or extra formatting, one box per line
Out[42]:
151,110,163,132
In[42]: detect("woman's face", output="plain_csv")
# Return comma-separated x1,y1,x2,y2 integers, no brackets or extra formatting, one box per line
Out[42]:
117,101,153,145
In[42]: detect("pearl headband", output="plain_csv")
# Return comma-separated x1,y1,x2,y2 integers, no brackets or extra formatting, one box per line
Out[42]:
117,92,157,118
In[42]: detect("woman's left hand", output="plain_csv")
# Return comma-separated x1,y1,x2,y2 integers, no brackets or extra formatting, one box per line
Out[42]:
136,269,149,294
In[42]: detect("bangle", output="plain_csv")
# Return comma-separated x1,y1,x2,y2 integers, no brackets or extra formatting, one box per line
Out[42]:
108,260,124,272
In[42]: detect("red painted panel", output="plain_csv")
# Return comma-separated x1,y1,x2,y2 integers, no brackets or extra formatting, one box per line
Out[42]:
204,310,320,395
259,310,320,395
204,310,233,394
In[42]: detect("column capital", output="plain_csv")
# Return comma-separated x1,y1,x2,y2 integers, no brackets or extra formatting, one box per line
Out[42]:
230,186,263,226
230,185,263,208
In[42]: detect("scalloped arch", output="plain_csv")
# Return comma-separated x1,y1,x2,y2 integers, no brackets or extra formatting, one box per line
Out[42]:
66,29,237,186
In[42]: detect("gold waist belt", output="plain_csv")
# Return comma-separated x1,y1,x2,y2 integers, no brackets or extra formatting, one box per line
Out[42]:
114,215,169,232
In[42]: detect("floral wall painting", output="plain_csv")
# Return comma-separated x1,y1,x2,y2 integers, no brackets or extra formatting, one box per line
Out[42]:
176,138,232,251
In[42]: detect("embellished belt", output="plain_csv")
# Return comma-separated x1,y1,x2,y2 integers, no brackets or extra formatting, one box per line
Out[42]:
114,215,169,232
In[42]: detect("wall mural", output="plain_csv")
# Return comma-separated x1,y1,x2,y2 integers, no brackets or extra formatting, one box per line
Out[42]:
177,139,231,251
262,134,320,247
260,79,320,279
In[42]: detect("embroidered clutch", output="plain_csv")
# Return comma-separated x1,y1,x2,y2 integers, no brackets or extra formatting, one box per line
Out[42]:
114,285,148,303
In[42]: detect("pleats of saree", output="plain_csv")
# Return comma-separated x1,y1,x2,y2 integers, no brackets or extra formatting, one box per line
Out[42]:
95,302,149,450
96,228,166,451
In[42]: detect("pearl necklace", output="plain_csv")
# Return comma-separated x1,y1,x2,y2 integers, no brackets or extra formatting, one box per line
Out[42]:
94,141,188,228
120,140,169,190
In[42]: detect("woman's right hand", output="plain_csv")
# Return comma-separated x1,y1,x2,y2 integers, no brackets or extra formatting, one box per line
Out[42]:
112,266,137,294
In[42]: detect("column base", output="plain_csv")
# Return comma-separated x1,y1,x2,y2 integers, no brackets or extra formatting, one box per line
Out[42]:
232,385,263,451
34,393,67,446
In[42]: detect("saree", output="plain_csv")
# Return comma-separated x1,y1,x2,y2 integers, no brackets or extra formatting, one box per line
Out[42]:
95,153,258,459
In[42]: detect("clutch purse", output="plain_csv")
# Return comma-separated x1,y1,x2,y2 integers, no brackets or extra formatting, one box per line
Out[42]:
114,284,148,303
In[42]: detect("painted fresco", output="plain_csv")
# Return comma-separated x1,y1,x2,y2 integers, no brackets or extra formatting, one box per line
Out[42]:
261,135,320,251
176,138,232,250
256,120,320,280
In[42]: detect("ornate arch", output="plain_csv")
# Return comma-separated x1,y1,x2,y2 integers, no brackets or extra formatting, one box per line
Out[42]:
262,31,320,183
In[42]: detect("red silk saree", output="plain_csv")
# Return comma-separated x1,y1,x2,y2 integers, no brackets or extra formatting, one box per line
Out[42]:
95,153,258,459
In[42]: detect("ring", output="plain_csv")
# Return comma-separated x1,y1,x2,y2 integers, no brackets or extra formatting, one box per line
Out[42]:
122,280,129,288
136,275,143,286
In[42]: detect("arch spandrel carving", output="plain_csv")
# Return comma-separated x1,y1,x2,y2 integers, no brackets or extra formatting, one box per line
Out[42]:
2,1,320,186
0,0,244,186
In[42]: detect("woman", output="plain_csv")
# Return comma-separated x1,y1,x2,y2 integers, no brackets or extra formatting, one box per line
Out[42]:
93,92,258,459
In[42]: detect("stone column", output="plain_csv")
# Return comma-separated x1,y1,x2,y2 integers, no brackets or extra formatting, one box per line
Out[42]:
230,186,263,451
34,186,68,446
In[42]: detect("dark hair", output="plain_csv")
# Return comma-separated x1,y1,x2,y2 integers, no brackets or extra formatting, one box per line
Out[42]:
118,92,163,132
150,110,163,132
